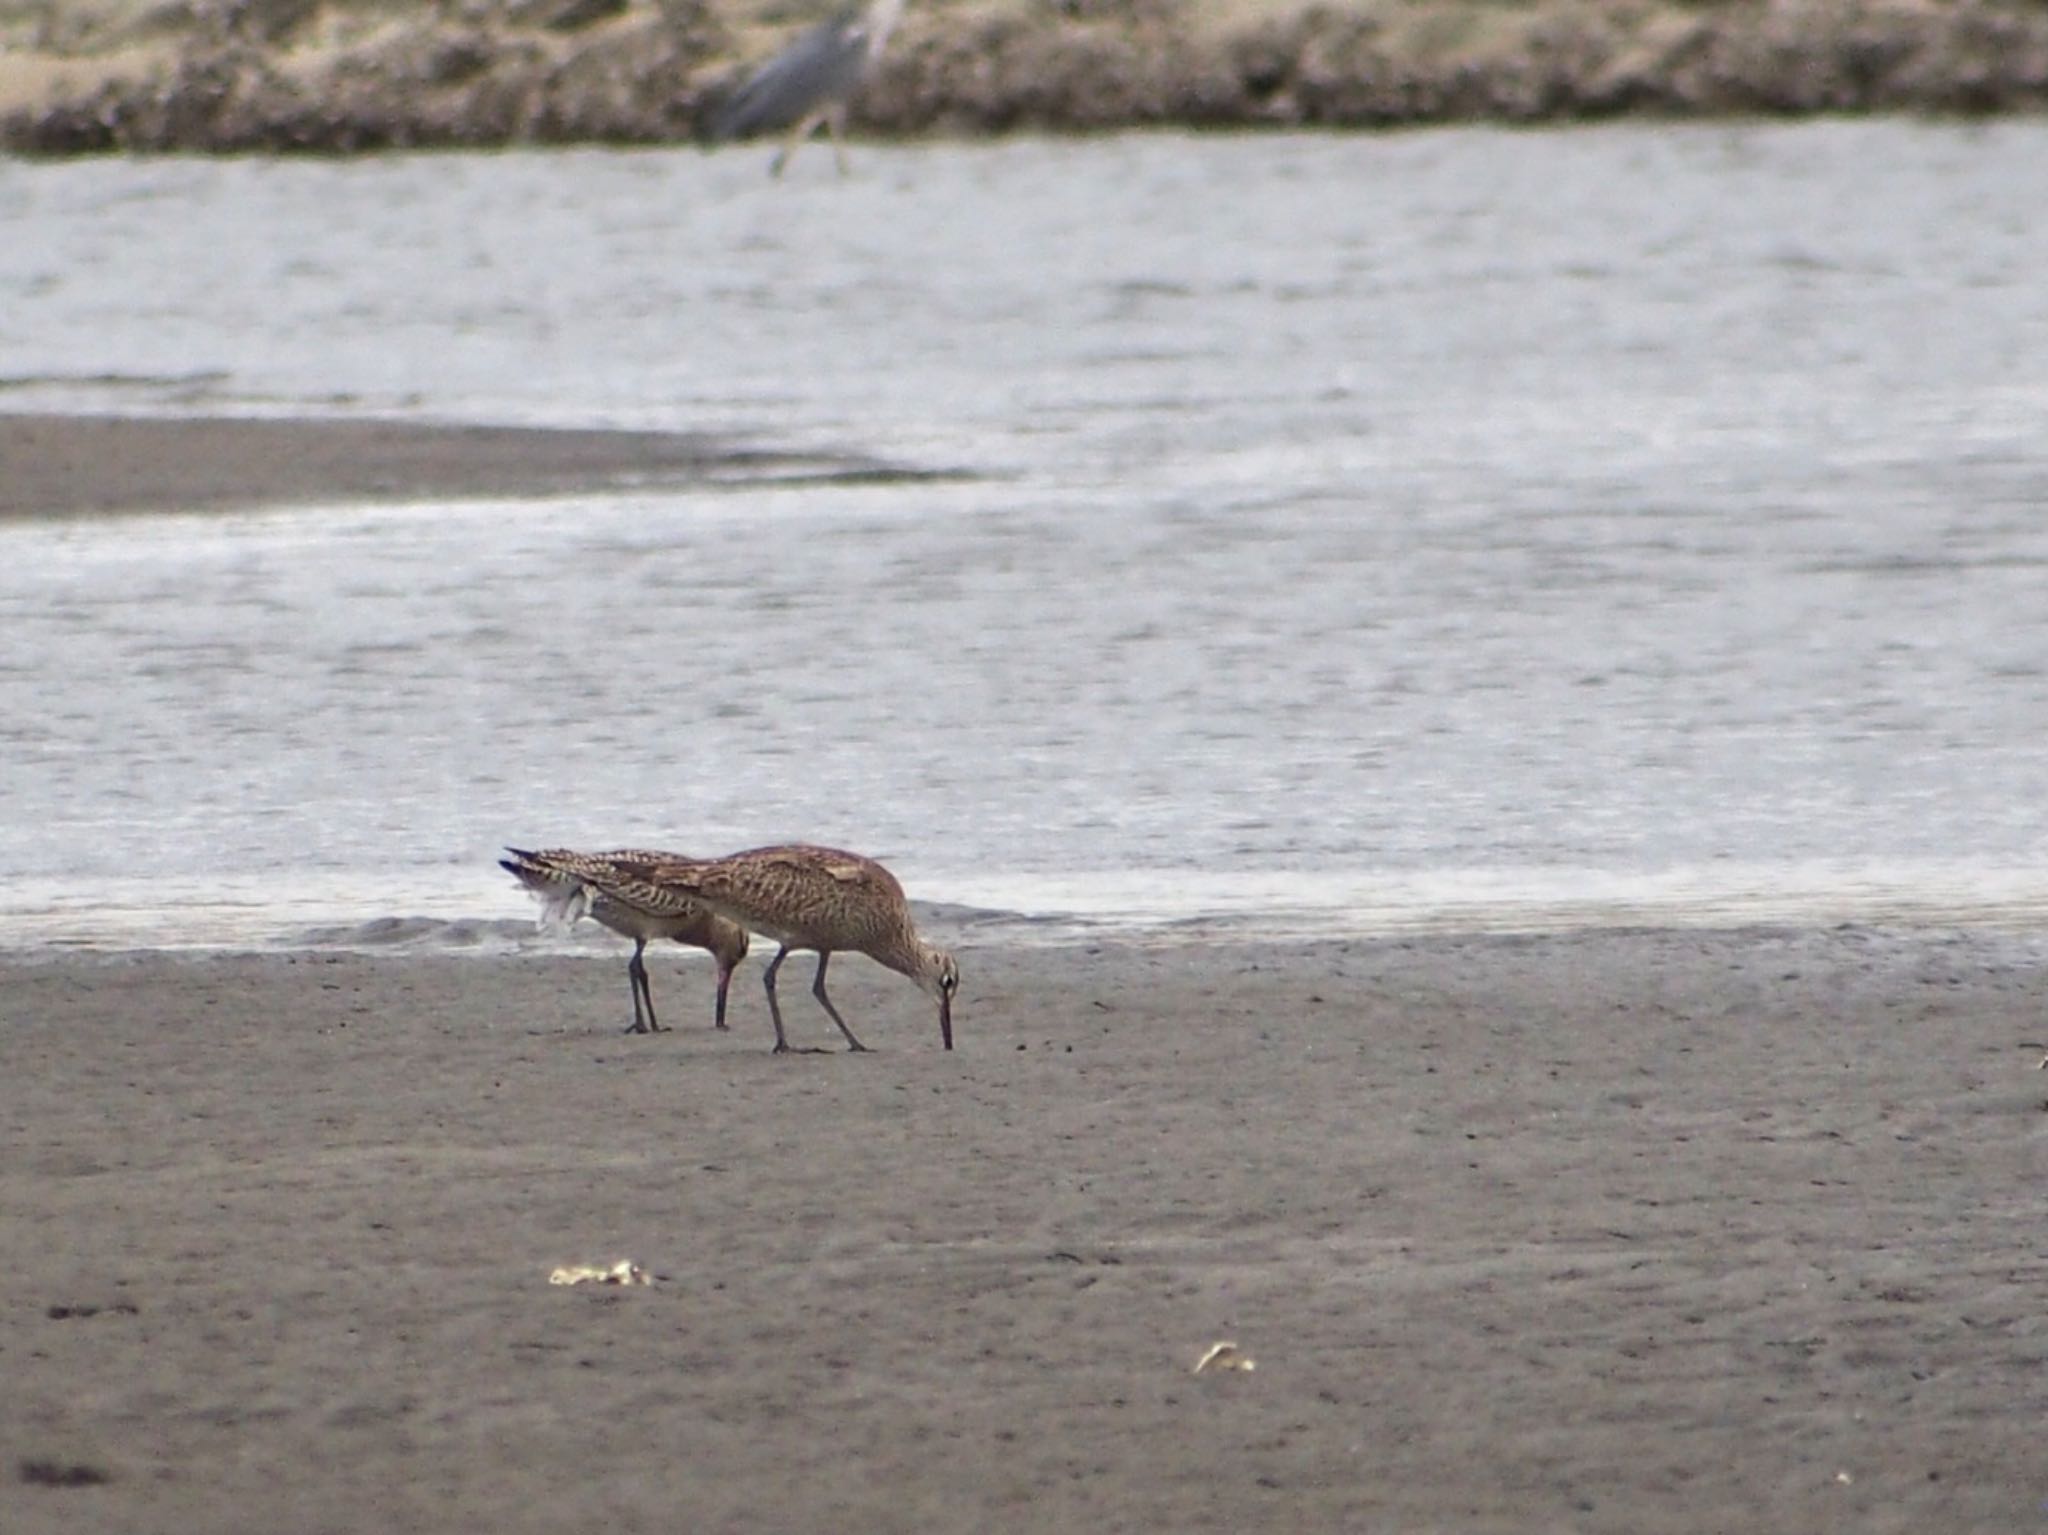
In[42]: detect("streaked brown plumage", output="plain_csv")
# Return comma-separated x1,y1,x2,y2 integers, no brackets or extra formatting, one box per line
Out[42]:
500,847,750,1035
567,844,959,1052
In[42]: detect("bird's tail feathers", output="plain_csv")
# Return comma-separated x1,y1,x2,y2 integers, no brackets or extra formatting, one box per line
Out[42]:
534,881,595,936
501,847,597,935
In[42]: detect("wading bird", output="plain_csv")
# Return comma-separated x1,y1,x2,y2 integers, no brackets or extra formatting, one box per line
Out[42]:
501,847,750,1035
553,844,957,1052
707,0,905,177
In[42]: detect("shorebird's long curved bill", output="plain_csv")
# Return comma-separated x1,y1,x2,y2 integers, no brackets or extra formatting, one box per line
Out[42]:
940,994,953,1051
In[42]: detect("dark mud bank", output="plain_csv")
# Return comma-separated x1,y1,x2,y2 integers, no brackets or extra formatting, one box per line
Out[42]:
5,0,2048,155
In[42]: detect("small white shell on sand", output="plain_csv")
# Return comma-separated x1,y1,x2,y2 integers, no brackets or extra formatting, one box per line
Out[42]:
549,1260,650,1287
1193,1341,1255,1374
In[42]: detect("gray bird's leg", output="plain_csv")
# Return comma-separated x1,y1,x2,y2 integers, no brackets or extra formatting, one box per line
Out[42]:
770,112,819,178
828,103,850,176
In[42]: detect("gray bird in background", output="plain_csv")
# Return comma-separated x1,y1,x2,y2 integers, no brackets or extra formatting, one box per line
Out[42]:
708,0,906,177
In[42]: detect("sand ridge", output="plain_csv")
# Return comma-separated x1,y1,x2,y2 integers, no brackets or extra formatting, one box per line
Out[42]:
0,413,954,519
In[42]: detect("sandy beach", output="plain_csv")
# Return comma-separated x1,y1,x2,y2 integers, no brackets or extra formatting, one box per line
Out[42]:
7,136,2047,1528
5,925,2046,1531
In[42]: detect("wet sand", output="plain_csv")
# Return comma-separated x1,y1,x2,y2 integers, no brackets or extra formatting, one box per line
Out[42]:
5,927,2046,1530
0,412,932,519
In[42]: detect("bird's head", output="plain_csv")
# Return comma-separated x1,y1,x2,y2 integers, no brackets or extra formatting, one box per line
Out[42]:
918,945,960,1050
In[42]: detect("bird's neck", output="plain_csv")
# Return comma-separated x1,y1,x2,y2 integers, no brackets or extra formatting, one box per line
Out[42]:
877,932,940,989
866,0,905,55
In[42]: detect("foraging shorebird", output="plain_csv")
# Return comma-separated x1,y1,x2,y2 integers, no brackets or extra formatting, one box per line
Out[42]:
707,0,905,177
564,844,958,1052
500,847,750,1035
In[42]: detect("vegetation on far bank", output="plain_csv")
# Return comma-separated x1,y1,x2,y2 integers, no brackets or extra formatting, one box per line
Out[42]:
2,0,2045,154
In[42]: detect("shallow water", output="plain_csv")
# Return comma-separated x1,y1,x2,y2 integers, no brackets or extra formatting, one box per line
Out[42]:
4,122,2047,948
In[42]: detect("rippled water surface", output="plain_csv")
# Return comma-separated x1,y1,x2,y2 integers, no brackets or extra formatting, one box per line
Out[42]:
4,122,2046,947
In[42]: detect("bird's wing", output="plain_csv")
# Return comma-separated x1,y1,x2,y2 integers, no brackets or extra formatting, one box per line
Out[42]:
753,844,904,895
504,847,703,919
709,17,871,139
626,845,903,923
583,862,707,918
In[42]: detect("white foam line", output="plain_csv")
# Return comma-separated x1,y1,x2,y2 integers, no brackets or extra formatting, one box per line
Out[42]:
2,861,2046,953
952,863,2048,937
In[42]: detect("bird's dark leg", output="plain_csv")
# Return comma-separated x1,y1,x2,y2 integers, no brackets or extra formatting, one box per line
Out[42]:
763,946,829,1053
624,940,647,1033
639,947,664,1032
713,960,733,1031
625,939,663,1033
762,945,793,1051
811,952,870,1052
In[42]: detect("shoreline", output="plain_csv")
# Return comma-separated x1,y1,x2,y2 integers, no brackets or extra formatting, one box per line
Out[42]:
5,927,2045,1530
4,0,2047,156
6,856,2048,955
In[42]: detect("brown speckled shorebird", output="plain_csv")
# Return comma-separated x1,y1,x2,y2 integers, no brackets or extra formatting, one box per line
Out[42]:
566,844,958,1053
500,847,750,1035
